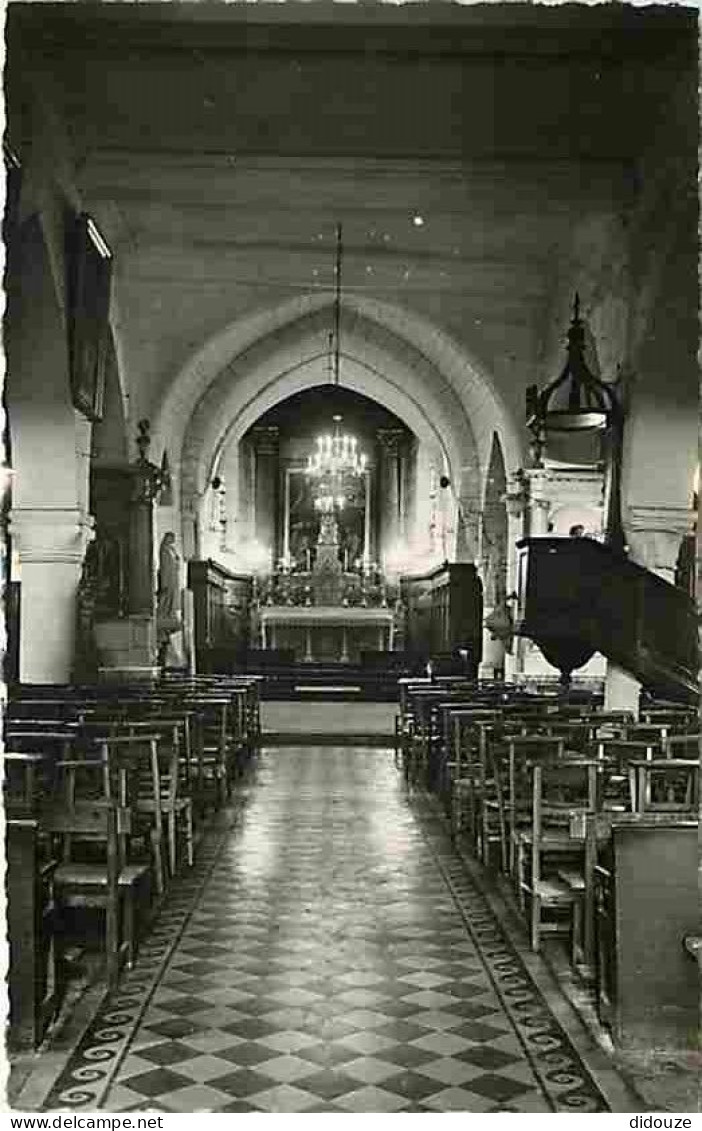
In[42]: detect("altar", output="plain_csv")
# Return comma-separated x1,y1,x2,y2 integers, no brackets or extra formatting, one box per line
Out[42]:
259,605,395,663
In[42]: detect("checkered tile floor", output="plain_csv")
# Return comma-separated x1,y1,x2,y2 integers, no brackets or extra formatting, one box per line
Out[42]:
102,747,570,1112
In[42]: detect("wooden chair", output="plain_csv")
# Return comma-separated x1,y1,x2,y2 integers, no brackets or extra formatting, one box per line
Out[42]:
183,696,230,811
480,730,513,872
639,706,697,727
134,718,194,877
226,686,252,779
662,732,700,758
41,756,150,989
72,726,169,896
622,723,670,750
505,735,567,875
596,739,656,811
513,755,599,953
434,699,478,802
628,758,699,814
103,732,168,894
447,710,498,850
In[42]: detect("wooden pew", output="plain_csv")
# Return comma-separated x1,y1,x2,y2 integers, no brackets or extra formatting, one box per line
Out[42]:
4,752,60,1050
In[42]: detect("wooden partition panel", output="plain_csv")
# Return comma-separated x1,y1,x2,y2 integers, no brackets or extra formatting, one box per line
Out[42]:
612,820,699,1050
400,562,483,675
187,559,253,673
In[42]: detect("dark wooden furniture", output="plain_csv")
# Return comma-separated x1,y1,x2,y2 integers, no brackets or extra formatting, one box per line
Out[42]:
596,815,699,1050
88,466,133,618
400,561,483,675
45,791,148,989
5,752,60,1050
187,559,253,673
516,536,698,701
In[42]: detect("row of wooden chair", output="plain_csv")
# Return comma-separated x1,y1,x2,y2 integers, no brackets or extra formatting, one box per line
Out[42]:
4,674,262,1051
396,678,698,964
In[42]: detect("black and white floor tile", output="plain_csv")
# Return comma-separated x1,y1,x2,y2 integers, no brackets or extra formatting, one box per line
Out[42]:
42,745,614,1113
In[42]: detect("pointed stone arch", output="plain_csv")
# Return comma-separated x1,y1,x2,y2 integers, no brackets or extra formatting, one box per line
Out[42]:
150,292,523,560
481,431,509,605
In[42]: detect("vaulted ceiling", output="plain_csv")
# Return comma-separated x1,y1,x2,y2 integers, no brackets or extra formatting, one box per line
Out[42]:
6,2,697,460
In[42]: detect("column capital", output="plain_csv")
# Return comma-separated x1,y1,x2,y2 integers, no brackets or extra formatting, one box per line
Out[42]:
626,504,694,537
10,507,94,565
504,472,526,519
624,505,694,581
251,425,279,456
503,492,525,520
376,427,406,455
523,468,552,511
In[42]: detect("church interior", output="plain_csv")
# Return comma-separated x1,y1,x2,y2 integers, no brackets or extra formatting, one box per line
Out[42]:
3,0,700,1115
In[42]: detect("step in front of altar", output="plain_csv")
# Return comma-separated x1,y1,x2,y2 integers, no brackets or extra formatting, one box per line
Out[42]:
261,701,397,743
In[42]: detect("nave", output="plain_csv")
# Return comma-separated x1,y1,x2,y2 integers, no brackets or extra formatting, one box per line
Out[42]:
4,2,699,1117
19,723,637,1115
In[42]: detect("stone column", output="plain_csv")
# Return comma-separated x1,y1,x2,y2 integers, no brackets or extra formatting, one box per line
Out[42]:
604,662,641,719
128,464,157,616
252,426,279,571
479,558,506,681
377,428,404,572
625,504,693,584
363,469,372,572
525,469,552,537
10,507,94,683
282,469,291,568
502,474,526,682
403,437,418,550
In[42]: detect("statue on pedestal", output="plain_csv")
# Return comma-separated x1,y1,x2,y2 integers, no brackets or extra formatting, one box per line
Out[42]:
157,531,183,666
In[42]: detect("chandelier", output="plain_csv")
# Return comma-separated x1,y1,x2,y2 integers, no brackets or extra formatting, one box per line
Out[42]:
307,415,367,512
305,224,368,513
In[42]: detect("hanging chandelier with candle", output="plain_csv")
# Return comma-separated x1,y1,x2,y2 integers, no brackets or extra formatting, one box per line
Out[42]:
307,414,367,511
305,224,368,513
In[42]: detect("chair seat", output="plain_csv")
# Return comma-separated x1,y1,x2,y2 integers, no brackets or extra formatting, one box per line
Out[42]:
515,830,577,850
557,868,586,893
136,796,190,812
55,863,149,887
532,878,575,905
482,797,501,811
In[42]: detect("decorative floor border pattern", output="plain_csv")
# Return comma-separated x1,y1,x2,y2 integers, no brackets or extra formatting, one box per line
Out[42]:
39,759,610,1113
39,803,245,1112
413,794,611,1113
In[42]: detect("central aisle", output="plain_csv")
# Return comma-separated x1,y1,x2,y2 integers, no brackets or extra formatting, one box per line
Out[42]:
52,744,617,1113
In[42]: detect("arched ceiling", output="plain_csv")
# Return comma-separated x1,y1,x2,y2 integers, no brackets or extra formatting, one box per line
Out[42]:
6,1,695,527
250,384,408,440
156,294,521,530
10,1,695,463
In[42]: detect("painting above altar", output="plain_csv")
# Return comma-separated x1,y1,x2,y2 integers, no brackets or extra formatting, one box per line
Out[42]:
285,466,367,574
